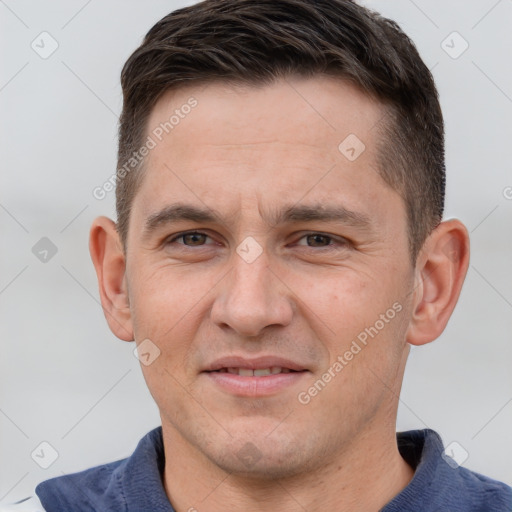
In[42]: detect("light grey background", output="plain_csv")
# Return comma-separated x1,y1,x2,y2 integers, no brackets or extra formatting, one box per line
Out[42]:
1,0,511,503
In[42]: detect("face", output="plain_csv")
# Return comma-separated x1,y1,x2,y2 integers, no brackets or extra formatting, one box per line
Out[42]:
124,76,416,478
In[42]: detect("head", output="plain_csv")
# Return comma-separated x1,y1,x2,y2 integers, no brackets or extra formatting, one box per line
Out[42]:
90,0,469,480
115,0,446,263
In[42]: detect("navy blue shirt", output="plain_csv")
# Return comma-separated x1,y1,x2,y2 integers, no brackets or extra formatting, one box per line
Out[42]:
33,427,512,511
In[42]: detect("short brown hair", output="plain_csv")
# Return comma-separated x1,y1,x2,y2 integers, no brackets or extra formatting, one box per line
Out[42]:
116,0,445,261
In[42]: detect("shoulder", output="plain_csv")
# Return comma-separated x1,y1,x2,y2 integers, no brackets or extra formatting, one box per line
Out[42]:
455,465,512,508
34,457,128,512
0,459,126,512
31,427,165,512
0,495,46,511
388,429,512,511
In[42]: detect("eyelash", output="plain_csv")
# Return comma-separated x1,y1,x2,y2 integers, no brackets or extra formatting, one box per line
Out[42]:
165,231,348,250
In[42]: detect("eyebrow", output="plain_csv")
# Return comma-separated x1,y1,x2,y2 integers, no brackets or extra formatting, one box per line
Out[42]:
141,202,373,238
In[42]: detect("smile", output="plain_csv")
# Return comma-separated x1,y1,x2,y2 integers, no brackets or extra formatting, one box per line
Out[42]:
212,367,298,376
205,368,308,396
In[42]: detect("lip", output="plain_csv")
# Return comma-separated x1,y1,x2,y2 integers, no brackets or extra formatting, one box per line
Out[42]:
205,371,308,397
202,355,310,397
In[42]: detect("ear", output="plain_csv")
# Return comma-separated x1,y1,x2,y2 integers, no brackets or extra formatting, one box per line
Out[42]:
89,216,134,341
406,219,470,346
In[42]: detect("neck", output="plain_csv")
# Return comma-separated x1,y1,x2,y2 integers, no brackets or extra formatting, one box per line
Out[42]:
161,423,414,512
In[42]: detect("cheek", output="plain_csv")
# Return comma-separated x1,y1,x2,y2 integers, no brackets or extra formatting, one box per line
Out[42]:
298,270,375,340
301,268,408,378
127,261,231,393
128,261,213,338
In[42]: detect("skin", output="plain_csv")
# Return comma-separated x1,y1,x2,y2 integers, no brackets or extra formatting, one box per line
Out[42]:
90,76,469,511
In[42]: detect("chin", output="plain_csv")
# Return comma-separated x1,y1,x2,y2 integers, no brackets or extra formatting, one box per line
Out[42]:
213,447,310,480
204,430,322,480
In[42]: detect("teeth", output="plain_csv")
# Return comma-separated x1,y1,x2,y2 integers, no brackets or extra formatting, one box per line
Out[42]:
254,368,271,377
221,366,291,376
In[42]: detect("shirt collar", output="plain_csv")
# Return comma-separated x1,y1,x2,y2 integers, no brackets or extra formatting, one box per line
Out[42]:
37,426,511,511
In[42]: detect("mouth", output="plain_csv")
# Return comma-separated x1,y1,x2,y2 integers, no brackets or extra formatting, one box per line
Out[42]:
211,367,301,376
203,356,310,396
204,355,308,373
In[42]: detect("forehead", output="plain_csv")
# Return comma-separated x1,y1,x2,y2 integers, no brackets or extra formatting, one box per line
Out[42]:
132,76,402,232
146,75,383,162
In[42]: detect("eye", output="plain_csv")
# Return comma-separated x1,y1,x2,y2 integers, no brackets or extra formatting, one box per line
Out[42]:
167,231,214,246
295,233,349,249
164,231,348,250
299,234,331,247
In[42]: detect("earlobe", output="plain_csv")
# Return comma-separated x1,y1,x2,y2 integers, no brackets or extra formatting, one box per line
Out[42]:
406,219,470,346
89,216,134,341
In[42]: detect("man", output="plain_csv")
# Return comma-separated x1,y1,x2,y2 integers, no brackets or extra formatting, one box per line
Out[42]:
5,0,511,510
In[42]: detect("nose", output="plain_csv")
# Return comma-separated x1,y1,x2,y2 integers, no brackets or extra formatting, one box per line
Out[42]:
210,248,294,337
